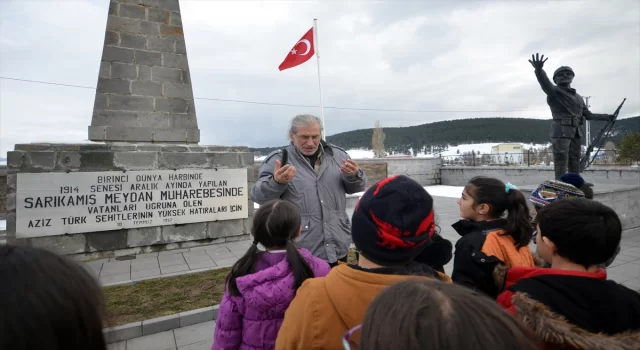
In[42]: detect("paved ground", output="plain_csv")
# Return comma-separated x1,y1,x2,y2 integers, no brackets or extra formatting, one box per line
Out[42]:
431,197,640,287
107,320,215,350
88,195,640,289
85,195,640,348
85,240,253,286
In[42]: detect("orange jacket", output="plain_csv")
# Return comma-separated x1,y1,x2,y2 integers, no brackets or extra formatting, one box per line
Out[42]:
451,219,534,298
275,263,450,350
481,230,534,267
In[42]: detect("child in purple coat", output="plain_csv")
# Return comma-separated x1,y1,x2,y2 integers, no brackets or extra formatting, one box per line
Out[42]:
212,199,330,350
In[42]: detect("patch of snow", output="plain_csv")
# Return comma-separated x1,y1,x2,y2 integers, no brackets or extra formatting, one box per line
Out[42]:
346,185,464,199
346,149,374,159
423,185,464,198
253,143,552,162
0,220,6,231
435,143,551,157
347,143,551,159
252,185,462,211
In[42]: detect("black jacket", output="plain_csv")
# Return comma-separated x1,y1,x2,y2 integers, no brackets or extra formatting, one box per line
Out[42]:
498,268,640,349
451,219,508,298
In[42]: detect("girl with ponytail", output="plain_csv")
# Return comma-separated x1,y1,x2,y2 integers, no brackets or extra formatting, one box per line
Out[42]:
451,176,535,298
213,200,330,350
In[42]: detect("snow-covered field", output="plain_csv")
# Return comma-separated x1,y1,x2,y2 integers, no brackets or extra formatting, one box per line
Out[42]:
254,142,550,161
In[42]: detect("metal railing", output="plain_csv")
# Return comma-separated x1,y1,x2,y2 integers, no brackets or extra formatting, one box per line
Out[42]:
440,150,632,167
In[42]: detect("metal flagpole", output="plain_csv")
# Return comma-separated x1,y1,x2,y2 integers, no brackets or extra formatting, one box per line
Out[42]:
585,96,591,148
313,18,326,140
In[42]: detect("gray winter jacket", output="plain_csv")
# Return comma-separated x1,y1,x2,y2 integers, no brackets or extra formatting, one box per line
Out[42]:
250,141,367,263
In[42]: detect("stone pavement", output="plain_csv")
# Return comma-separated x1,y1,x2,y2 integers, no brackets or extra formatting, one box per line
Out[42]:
85,240,253,286
432,197,640,288
87,195,640,289
107,320,215,350
93,195,640,348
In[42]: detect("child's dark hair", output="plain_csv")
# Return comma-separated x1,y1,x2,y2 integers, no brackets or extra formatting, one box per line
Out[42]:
361,279,538,350
0,245,106,350
466,176,533,248
225,199,314,297
536,198,621,267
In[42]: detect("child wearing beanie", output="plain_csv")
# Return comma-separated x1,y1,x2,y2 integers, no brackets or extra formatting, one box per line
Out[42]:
275,175,451,350
560,172,594,199
529,179,619,268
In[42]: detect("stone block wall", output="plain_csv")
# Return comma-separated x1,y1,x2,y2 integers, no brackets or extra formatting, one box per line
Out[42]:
441,166,640,187
356,162,387,184
356,157,442,186
6,143,254,259
89,0,200,143
251,161,388,186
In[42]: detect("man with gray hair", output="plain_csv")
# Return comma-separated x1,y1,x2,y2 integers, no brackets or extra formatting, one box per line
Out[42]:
250,114,367,266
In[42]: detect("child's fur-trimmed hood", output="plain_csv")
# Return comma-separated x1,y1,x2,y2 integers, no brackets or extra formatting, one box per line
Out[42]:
512,292,640,350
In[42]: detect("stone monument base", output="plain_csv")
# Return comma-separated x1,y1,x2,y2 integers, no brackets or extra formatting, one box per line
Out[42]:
520,183,640,231
5,143,256,260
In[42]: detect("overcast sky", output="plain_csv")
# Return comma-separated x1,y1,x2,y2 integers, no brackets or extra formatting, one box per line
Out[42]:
1,0,639,157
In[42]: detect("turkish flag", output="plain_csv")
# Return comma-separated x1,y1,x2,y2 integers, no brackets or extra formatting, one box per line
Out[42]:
278,27,315,71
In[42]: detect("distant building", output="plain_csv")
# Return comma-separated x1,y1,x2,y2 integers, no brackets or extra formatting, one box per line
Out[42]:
490,143,524,164
491,143,523,154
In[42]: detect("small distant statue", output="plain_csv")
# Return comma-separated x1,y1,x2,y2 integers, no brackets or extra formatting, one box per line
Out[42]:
529,53,614,180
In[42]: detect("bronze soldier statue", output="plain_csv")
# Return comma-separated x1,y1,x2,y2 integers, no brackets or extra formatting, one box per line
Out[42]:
529,53,614,180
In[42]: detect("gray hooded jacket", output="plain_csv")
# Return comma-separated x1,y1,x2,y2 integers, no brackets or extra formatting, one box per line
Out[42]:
250,141,367,263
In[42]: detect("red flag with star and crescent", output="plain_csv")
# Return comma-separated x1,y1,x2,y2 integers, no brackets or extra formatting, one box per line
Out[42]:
278,27,315,71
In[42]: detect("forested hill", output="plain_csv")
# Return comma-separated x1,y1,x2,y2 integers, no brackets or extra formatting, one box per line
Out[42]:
250,116,640,156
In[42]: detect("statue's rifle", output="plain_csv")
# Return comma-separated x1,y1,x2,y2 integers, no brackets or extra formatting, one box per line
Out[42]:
579,98,626,172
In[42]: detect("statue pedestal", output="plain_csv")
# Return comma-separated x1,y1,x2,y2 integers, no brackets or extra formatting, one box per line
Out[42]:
5,143,256,259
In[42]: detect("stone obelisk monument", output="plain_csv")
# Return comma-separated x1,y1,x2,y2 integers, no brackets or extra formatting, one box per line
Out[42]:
89,0,199,144
6,0,255,259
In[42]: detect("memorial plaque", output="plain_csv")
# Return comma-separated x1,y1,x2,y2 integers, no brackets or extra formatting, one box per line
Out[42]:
16,169,248,238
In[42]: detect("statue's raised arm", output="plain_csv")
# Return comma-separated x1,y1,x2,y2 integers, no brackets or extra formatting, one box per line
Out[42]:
529,53,555,95
528,53,548,70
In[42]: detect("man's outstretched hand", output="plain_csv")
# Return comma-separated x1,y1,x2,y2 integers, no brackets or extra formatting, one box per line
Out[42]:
529,53,548,70
274,160,296,185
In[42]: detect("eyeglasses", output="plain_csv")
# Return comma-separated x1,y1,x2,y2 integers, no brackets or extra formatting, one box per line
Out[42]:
342,324,362,350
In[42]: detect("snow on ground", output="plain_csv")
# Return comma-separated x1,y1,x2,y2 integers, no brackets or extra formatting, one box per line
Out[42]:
252,185,463,210
254,142,551,161
348,185,463,199
438,143,550,157
423,185,464,198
